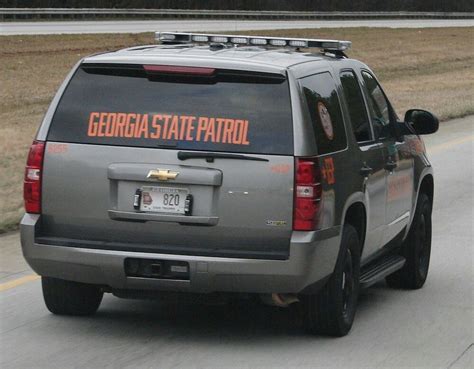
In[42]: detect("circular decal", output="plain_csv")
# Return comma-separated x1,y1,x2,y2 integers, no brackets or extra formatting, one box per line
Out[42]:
317,102,334,140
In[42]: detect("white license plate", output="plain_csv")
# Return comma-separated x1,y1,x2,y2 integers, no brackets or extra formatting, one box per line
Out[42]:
140,186,189,214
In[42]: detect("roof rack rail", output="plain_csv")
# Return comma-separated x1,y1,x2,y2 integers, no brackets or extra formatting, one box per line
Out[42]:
155,32,351,52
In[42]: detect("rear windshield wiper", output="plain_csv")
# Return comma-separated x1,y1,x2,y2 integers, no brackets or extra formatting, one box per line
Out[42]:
177,151,269,163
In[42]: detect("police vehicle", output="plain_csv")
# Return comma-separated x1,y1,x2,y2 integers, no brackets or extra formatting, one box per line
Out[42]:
21,32,438,336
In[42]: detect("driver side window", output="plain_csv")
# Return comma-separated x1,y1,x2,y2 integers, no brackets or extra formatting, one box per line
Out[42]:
361,71,391,140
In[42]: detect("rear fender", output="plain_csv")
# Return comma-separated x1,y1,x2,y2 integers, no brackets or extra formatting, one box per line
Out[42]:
405,168,434,239
339,192,368,254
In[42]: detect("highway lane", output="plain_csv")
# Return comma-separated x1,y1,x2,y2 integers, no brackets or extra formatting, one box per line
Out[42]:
0,116,473,368
1,19,474,35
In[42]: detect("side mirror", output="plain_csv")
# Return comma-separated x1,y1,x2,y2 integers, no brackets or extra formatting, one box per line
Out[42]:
404,109,439,135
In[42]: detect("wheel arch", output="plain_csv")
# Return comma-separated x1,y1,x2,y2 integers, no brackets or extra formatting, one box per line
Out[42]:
404,171,434,239
418,174,434,206
341,193,367,255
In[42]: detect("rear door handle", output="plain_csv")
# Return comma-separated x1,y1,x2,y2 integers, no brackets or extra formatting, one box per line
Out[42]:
385,161,398,171
360,165,373,177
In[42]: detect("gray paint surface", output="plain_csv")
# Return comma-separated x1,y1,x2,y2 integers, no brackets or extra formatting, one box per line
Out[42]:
0,115,472,368
1,19,474,35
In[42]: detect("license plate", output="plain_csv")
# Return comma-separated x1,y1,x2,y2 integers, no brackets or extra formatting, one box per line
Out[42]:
140,186,189,214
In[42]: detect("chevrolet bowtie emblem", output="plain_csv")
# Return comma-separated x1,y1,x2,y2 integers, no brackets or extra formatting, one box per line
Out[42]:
147,169,179,181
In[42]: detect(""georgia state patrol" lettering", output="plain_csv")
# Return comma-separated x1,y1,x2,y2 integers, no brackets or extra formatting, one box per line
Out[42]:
87,112,250,146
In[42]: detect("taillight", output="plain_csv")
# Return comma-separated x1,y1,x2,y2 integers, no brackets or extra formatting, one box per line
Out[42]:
293,158,322,231
23,140,45,214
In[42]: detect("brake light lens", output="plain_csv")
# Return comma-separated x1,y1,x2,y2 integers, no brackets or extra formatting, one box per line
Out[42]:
24,140,45,214
143,65,216,76
293,158,322,231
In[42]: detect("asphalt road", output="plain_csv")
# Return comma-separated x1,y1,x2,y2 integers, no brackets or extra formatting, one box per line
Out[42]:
0,116,473,368
1,19,474,35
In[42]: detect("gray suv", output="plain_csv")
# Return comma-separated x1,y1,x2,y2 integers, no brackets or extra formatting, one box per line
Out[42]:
21,33,439,336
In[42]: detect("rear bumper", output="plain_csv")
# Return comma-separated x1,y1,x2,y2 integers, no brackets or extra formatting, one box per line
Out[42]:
21,214,340,294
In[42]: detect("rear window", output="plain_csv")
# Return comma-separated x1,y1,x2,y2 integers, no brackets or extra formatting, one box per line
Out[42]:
48,64,294,155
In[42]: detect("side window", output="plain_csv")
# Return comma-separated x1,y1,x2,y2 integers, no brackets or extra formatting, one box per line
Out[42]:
340,70,372,143
300,72,347,154
361,71,391,140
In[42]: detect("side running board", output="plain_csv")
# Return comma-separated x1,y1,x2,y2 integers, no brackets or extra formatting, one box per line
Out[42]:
360,255,406,289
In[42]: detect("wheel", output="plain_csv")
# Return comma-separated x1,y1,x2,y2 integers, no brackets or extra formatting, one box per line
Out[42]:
386,193,432,289
42,277,103,316
300,224,361,337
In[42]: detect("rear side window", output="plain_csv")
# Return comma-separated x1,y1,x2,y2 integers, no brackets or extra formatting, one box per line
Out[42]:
340,70,372,143
300,72,347,154
48,64,294,155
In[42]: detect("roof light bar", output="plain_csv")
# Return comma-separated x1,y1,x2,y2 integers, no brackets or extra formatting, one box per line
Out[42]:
210,36,229,43
230,37,248,44
155,32,351,51
250,38,267,45
192,35,209,42
269,39,287,46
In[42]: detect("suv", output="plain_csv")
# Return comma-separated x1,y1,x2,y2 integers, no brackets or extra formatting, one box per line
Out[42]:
21,33,438,336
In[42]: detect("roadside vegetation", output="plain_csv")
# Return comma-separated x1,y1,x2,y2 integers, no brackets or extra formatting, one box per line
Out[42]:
0,27,473,233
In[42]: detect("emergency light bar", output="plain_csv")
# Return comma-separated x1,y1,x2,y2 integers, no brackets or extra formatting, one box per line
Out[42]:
155,32,351,51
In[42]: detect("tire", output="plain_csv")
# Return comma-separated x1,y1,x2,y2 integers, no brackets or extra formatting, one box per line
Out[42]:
301,224,361,337
42,277,103,316
386,193,432,289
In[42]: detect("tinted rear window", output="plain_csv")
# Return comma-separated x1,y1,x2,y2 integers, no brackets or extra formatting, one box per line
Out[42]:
48,64,293,155
300,72,347,154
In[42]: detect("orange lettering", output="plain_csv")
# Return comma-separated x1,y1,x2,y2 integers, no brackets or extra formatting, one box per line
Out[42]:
104,113,116,137
135,114,149,138
204,118,216,142
233,120,244,144
216,118,225,143
87,112,250,145
124,114,136,138
162,114,171,139
87,112,100,136
167,115,180,140
115,113,127,137
186,116,196,140
196,117,208,141
97,112,108,137
241,120,250,145
150,114,162,139
222,119,234,144
179,116,189,140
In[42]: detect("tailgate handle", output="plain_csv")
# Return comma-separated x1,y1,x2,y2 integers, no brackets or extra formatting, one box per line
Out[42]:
177,151,269,163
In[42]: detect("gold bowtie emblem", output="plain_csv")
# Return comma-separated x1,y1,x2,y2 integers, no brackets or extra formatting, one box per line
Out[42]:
147,169,179,181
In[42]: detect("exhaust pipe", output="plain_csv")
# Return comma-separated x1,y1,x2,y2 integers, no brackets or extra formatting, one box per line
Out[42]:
260,293,299,307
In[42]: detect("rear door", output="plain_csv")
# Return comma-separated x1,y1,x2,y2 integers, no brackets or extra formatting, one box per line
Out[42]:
39,63,295,259
359,70,413,244
339,70,387,259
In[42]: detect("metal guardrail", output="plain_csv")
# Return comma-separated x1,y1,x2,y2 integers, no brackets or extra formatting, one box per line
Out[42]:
1,8,473,20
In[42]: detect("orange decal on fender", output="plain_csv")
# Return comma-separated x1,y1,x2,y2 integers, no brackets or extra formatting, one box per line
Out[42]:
271,164,291,174
322,157,336,185
47,143,68,154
